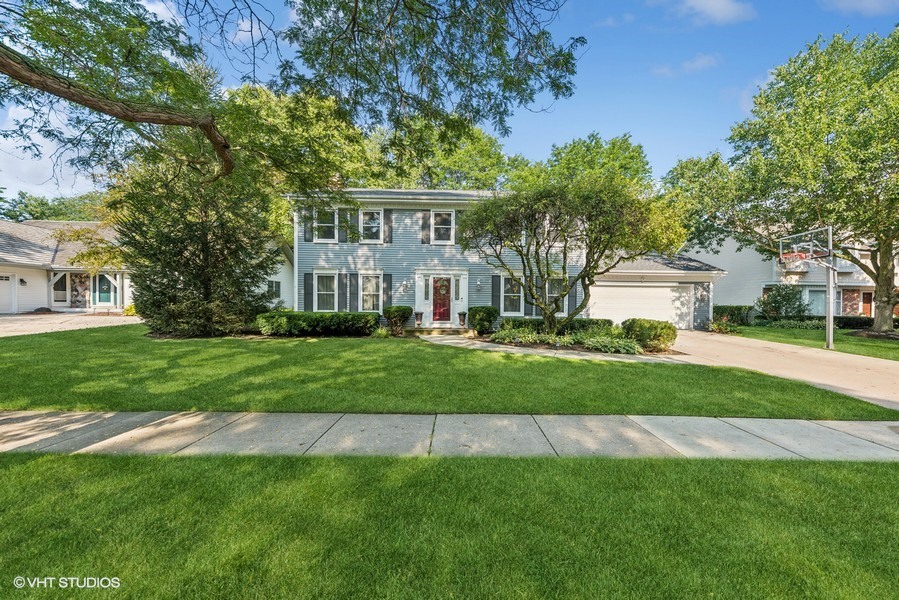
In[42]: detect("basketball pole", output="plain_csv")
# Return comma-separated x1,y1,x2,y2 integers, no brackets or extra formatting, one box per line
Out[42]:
825,225,834,350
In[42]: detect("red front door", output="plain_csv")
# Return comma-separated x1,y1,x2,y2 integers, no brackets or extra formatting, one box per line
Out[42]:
862,292,873,317
432,277,451,322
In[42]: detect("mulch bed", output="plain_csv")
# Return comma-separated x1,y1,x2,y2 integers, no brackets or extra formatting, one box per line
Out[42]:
845,329,899,341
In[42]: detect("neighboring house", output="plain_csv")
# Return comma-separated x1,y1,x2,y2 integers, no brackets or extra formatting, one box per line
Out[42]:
688,238,899,317
293,189,724,329
0,219,132,313
0,219,295,314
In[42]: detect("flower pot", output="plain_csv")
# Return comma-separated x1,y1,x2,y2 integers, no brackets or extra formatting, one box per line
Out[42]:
414,311,424,327
458,312,467,327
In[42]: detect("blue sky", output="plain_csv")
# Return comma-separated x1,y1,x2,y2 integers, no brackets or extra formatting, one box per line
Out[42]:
2,0,899,196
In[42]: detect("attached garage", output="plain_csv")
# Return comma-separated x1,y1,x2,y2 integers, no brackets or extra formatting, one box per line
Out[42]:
589,284,694,329
586,255,726,330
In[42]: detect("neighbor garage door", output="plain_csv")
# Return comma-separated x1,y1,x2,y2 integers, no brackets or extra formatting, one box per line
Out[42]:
588,284,694,329
0,275,12,313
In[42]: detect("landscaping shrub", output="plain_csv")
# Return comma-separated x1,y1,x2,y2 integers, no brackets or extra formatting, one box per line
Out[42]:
764,319,827,330
382,306,413,336
713,305,754,325
370,326,391,338
499,317,614,333
490,328,574,346
469,306,500,334
122,304,138,317
755,285,809,319
621,318,678,352
833,316,899,329
709,320,738,334
257,311,380,337
582,336,643,354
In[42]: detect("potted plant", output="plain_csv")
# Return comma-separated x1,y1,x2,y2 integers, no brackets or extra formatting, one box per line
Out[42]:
414,311,424,327
457,311,468,327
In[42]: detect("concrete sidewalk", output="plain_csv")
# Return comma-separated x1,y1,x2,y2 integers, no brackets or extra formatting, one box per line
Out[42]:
2,410,898,460
0,313,141,337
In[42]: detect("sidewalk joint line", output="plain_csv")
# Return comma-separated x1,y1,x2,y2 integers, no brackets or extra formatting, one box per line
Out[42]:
427,414,437,456
717,418,807,460
174,412,251,455
303,413,345,455
531,415,559,456
812,421,899,455
625,416,685,457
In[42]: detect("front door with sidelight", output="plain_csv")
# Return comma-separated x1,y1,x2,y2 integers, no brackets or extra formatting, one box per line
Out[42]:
432,277,452,322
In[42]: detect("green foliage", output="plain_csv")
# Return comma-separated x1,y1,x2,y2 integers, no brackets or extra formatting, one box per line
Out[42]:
121,304,138,317
500,317,614,333
256,312,380,337
709,320,739,334
582,337,643,354
763,319,827,330
468,306,500,334
754,285,809,320
0,191,104,222
831,316,899,329
712,305,754,326
489,328,573,347
382,306,414,336
621,319,678,352
459,133,687,334
370,326,391,339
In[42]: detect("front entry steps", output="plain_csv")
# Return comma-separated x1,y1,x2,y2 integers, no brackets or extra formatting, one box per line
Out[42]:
406,327,474,336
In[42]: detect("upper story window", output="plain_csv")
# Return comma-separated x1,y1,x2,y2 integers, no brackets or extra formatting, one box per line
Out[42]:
360,209,383,243
432,210,454,245
313,209,337,242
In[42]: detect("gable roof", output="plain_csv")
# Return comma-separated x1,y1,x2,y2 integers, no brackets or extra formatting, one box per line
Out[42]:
0,220,116,269
615,254,725,274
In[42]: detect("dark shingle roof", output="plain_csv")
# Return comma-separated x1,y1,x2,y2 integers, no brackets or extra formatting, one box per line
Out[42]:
616,254,725,273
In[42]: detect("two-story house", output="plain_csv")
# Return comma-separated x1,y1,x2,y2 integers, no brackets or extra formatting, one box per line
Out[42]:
688,238,899,317
292,189,723,329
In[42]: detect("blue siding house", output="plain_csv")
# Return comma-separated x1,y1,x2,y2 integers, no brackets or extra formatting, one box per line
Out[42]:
292,189,722,329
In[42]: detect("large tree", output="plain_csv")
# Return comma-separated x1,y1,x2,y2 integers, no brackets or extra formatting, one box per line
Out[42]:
668,31,899,331
0,190,103,221
459,134,686,333
0,0,584,181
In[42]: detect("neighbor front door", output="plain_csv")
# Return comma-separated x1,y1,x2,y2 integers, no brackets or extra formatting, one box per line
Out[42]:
862,292,873,317
432,277,451,322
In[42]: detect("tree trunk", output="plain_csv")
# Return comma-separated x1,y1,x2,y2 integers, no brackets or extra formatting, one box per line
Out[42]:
872,254,897,332
541,311,558,335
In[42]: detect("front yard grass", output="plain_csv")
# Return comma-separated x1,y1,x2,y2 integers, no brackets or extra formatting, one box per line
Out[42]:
1,454,896,599
0,325,896,419
736,326,899,362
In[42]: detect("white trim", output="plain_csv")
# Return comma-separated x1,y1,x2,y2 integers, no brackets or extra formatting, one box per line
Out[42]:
92,272,119,307
312,209,338,243
359,209,384,244
293,212,299,311
0,272,16,313
50,271,69,306
359,272,383,313
413,268,469,327
430,210,455,245
312,269,338,312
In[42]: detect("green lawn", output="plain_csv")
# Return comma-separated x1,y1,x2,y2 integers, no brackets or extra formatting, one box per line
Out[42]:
0,325,896,419
736,326,899,361
1,454,896,599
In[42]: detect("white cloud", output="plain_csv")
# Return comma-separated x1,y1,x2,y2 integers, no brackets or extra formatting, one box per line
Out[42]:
681,52,723,72
820,0,899,15
737,71,775,114
677,0,757,25
594,13,636,28
140,0,183,25
652,53,723,77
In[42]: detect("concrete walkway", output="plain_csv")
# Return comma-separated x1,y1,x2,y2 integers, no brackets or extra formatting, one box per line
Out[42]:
2,410,898,460
424,332,899,411
0,313,141,337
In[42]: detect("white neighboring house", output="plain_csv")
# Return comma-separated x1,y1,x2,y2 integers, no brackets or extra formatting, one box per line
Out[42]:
688,238,898,318
0,219,294,314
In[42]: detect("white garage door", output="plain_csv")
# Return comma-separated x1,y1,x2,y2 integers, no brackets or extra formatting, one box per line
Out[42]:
588,284,694,329
0,275,12,313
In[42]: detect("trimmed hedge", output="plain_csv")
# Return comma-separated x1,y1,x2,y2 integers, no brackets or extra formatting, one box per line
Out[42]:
499,317,614,333
382,306,413,336
713,305,754,326
622,318,678,352
764,319,827,330
469,306,500,334
582,337,643,354
752,316,899,329
257,311,380,337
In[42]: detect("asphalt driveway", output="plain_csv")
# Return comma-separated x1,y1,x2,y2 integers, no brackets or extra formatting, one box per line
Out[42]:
0,313,141,338
674,330,899,410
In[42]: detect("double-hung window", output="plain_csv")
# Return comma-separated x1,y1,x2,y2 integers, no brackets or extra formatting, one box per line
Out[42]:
360,209,383,243
360,274,382,312
502,276,523,316
313,209,337,242
267,280,281,298
547,278,566,316
315,272,337,311
431,210,454,244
